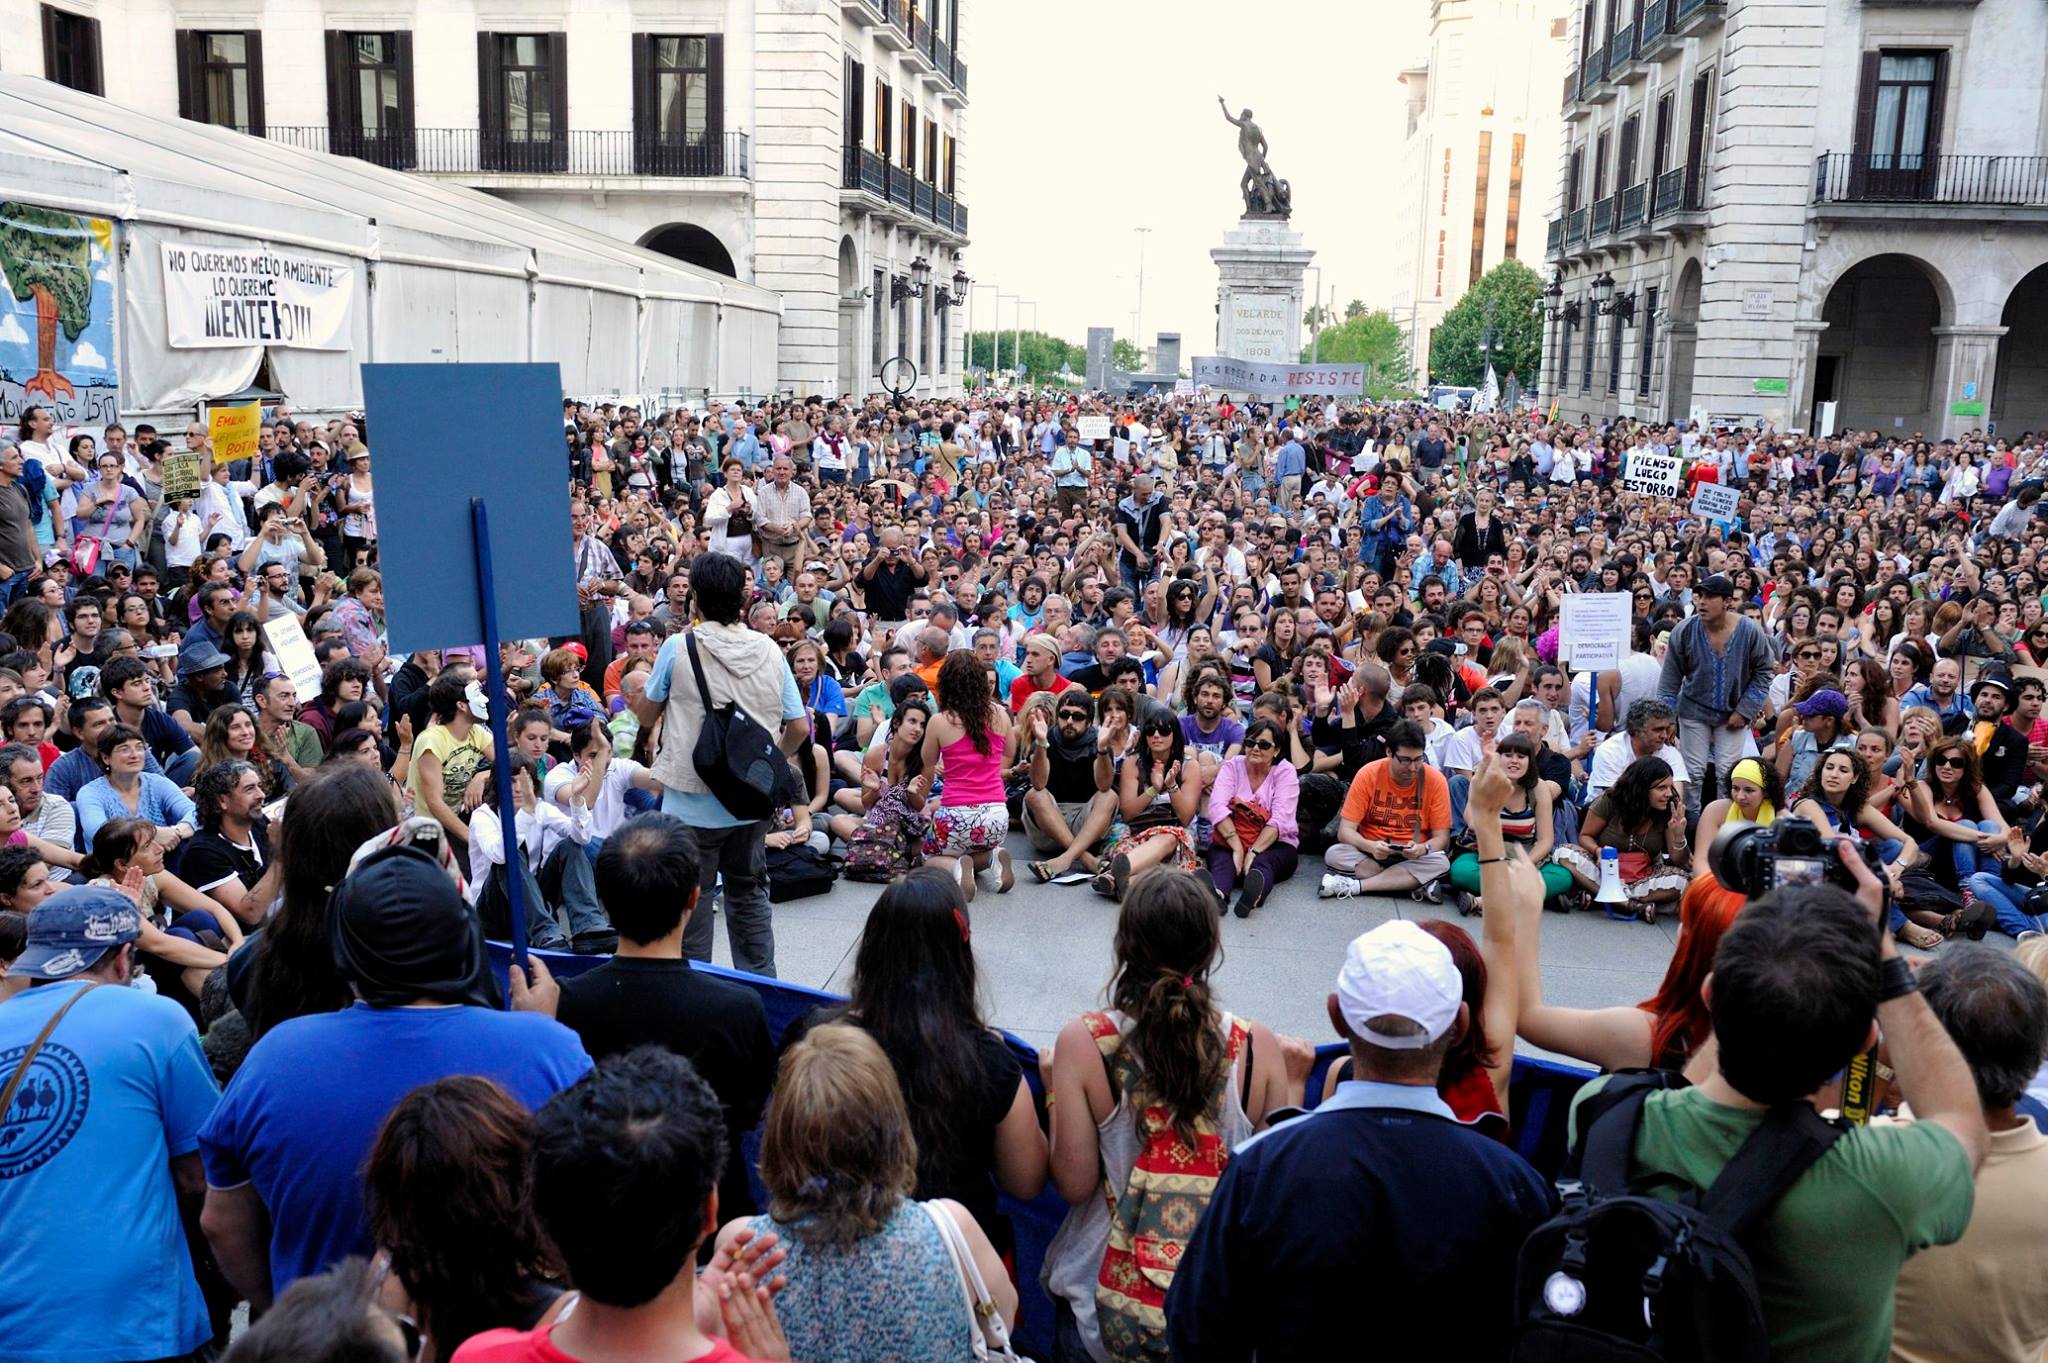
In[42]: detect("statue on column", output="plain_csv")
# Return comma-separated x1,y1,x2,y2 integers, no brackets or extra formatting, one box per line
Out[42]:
1218,97,1292,219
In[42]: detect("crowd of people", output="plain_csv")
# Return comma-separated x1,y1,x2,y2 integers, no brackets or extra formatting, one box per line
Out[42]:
2,386,2048,1362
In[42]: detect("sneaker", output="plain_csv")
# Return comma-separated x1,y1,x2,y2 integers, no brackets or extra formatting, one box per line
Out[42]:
1410,879,1443,905
1319,873,1362,899
1234,867,1267,918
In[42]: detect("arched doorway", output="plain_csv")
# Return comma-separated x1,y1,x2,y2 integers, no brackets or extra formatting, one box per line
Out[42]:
1815,254,1946,433
837,236,860,398
1996,263,2048,437
1665,259,1701,422
640,223,737,277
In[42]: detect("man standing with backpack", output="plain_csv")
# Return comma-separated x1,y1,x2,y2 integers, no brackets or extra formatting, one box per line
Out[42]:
634,551,809,977
1519,848,1985,1362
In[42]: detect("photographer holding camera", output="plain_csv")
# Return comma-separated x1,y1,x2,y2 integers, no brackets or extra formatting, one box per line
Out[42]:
1567,839,1987,1362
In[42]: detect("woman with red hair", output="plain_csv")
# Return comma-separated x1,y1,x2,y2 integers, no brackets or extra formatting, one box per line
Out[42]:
1497,865,1745,1075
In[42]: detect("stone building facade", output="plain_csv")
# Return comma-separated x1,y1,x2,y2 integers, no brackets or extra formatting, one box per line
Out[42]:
8,0,971,398
1545,0,2048,438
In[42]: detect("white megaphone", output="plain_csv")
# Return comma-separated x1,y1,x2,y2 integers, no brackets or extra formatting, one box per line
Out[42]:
1595,846,1629,905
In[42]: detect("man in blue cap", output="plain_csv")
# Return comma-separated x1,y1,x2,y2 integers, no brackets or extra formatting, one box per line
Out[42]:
0,885,222,1363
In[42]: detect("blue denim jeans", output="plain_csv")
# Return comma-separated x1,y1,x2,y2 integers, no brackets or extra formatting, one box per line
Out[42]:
1939,820,2001,879
1967,872,2048,937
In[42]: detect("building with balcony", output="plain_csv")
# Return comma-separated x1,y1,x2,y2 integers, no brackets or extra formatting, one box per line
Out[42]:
7,0,971,398
1386,0,1572,378
1544,0,2048,437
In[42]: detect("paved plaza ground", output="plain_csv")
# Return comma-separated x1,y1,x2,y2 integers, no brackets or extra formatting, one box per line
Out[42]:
700,831,1684,1058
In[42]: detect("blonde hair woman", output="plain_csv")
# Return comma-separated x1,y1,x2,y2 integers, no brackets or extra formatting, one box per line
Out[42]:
718,1023,1015,1363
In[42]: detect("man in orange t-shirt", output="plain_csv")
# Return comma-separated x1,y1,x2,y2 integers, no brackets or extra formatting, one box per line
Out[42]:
1321,719,1453,901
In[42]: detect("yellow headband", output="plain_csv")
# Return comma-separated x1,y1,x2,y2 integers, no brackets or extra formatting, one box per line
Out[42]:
1729,759,1767,789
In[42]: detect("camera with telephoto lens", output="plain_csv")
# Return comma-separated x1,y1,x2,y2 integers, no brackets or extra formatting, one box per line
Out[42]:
1707,816,1865,898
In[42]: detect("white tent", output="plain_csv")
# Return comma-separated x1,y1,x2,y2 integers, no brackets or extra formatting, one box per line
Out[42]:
0,74,779,415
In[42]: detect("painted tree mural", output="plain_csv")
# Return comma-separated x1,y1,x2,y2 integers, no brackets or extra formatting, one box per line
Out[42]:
0,203,97,400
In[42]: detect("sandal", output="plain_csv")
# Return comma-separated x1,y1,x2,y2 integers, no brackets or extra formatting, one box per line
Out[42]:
1092,869,1119,899
1107,853,1131,902
996,849,1015,895
1029,861,1056,884
1899,922,1943,950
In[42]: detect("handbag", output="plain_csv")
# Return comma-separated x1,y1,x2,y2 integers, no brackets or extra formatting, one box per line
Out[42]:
685,635,780,821
724,494,755,539
70,492,117,575
920,1200,1028,1363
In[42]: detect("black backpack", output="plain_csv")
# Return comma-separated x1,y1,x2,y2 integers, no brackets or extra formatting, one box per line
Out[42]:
1510,1072,1845,1363
685,634,782,822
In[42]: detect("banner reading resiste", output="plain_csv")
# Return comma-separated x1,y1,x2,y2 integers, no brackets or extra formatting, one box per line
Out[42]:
1190,356,1366,398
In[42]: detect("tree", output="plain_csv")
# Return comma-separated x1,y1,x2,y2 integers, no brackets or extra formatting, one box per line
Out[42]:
1427,259,1545,388
1301,309,1412,399
967,329,1086,382
1111,337,1144,372
1344,298,1366,322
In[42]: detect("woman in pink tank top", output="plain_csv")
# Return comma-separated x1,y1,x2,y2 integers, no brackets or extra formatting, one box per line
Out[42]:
921,651,1016,902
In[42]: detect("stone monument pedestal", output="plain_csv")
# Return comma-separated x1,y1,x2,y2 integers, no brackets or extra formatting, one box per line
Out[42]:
1211,216,1315,366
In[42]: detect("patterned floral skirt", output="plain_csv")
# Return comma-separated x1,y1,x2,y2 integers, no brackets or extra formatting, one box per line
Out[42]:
923,800,1011,858
1100,822,1201,874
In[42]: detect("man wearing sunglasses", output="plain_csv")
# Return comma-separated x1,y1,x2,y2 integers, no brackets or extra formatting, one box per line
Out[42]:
1022,692,1118,881
1320,720,1453,902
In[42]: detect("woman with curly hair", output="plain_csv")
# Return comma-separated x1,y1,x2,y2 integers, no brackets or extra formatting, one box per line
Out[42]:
921,648,1014,901
1552,756,1692,922
1789,747,1922,909
366,1077,563,1361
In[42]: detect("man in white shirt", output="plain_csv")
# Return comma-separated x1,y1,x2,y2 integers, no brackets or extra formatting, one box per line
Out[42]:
1586,697,1690,805
472,752,614,953
544,718,661,843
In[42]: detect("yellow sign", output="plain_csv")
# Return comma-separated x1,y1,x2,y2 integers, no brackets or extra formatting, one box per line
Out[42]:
208,403,261,464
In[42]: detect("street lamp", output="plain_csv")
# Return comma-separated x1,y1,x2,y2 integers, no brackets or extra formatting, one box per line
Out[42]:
1534,269,1567,322
935,260,969,310
1590,271,1617,313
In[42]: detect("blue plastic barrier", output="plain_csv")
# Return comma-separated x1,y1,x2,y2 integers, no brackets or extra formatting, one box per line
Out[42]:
489,943,1598,1353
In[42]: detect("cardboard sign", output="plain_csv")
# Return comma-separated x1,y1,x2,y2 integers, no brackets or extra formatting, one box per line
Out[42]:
1559,591,1633,672
1623,450,1683,498
160,451,203,502
1690,483,1741,522
264,613,323,699
208,403,261,465
361,363,579,652
1076,415,1114,442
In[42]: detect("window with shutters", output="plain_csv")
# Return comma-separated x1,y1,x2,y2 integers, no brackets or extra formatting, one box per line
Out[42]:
1581,306,1596,391
872,269,886,370
1650,92,1673,185
1637,286,1658,396
1852,49,1947,200
875,80,891,157
900,99,915,172
325,33,414,167
943,135,956,194
1608,306,1625,393
41,6,102,95
1617,114,1640,192
1567,146,1585,211
1682,67,1713,207
633,35,724,173
919,293,931,370
937,305,948,375
1558,313,1574,394
479,33,567,171
177,32,263,132
923,119,938,185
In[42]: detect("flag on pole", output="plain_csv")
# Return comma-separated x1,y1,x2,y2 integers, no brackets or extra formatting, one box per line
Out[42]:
1477,364,1500,413
1547,398,1560,422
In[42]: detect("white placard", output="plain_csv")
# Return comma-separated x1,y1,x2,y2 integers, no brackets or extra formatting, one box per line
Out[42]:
1111,437,1131,463
159,241,354,351
1622,450,1684,498
1690,483,1741,522
264,614,323,700
1559,591,1633,671
1189,356,1367,398
1076,415,1114,442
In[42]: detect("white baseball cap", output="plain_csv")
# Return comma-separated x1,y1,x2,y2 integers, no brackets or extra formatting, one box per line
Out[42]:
1335,921,1463,1049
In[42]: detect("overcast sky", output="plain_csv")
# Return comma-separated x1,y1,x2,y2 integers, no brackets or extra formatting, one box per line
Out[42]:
962,0,1429,362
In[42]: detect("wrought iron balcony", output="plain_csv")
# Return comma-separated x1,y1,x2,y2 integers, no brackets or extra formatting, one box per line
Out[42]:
1813,152,2048,208
1619,180,1648,230
258,125,749,177
1639,0,1669,50
1653,164,1704,218
1546,217,1565,255
1591,193,1615,237
1579,43,1604,99
1565,207,1588,245
1608,24,1634,74
1670,0,1727,35
841,145,967,233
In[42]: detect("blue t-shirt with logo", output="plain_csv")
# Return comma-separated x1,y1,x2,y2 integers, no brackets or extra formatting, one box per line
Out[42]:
198,1001,591,1295
0,980,220,1363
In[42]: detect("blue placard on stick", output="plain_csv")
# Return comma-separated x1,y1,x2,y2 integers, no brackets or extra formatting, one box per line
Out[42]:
361,364,579,653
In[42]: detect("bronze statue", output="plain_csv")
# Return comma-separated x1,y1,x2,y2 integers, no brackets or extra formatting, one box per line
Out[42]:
1219,97,1292,218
